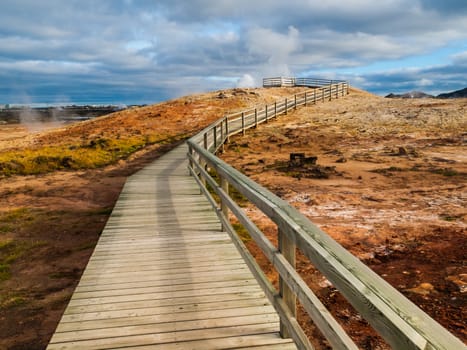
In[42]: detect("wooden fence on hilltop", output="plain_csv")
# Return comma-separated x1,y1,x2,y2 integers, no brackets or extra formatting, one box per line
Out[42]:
263,76,348,88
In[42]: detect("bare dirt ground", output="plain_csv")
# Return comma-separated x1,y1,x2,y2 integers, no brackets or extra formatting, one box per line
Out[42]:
0,87,307,350
220,88,466,348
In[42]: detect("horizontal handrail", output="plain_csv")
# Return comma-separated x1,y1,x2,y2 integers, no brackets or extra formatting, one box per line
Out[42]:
186,82,465,350
263,76,347,88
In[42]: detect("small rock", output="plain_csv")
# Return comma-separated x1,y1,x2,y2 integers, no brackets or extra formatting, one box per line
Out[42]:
406,282,435,295
398,146,408,155
446,274,467,293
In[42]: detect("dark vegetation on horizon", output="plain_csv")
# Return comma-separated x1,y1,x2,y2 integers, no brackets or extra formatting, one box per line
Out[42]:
386,86,467,99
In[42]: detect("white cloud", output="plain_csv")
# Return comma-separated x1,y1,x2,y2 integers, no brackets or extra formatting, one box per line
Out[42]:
237,74,257,88
0,0,466,103
417,78,434,87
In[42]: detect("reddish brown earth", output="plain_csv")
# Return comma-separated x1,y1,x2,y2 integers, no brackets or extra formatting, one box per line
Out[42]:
0,87,465,349
0,87,307,350
220,88,466,348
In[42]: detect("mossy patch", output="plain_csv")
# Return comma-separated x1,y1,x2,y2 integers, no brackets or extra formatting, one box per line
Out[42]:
0,239,45,282
0,132,190,177
232,222,252,243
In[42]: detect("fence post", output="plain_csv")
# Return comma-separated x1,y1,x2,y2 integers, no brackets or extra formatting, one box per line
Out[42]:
220,176,229,228
294,94,297,109
336,84,339,99
285,98,288,115
188,144,193,170
329,85,332,101
200,134,208,187
241,112,245,135
213,125,217,150
305,92,308,106
254,108,258,128
274,102,277,118
265,105,268,123
219,121,224,152
225,117,230,144
279,228,296,339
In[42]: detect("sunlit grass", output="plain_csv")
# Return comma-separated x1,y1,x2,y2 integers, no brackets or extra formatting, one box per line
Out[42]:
0,133,189,176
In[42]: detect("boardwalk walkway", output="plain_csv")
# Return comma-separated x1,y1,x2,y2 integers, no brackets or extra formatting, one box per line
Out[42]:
48,144,297,349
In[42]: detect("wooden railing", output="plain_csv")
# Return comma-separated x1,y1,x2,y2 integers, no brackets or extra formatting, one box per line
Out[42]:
263,77,347,88
186,82,465,350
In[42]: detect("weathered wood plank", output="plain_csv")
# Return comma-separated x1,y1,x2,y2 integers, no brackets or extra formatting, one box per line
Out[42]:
51,334,296,350
56,305,277,332
52,314,280,343
60,297,272,323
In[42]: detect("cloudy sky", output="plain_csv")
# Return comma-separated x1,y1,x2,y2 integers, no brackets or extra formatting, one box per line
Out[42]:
1,0,466,104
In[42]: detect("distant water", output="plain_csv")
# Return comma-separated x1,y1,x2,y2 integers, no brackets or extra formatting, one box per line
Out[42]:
0,102,129,109
0,104,137,125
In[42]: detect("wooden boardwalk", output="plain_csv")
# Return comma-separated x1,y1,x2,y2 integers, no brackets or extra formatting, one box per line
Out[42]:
48,144,297,350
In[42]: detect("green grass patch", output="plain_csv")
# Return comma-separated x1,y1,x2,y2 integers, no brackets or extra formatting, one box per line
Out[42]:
0,238,46,282
0,132,191,177
0,208,35,234
0,292,27,309
232,222,252,243
0,263,11,281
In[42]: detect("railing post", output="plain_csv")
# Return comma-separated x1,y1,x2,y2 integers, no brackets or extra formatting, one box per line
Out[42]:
225,117,230,144
241,112,245,136
314,90,316,104
279,229,296,339
220,121,224,152
188,144,193,170
200,133,208,187
304,92,307,106
213,125,217,150
285,98,288,115
274,102,277,118
254,108,258,128
220,176,229,228
265,105,268,123
322,88,325,102
336,84,339,99
294,95,297,109
329,85,332,101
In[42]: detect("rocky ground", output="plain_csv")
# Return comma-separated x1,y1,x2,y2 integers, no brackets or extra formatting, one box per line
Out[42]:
220,88,466,348
0,87,465,349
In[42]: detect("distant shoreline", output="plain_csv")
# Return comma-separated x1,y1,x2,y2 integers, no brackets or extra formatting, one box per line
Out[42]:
0,104,144,124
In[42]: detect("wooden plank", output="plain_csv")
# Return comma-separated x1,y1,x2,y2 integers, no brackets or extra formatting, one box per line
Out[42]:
56,305,278,332
51,314,280,343
73,272,255,293
48,323,279,349
60,297,272,323
120,336,297,350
